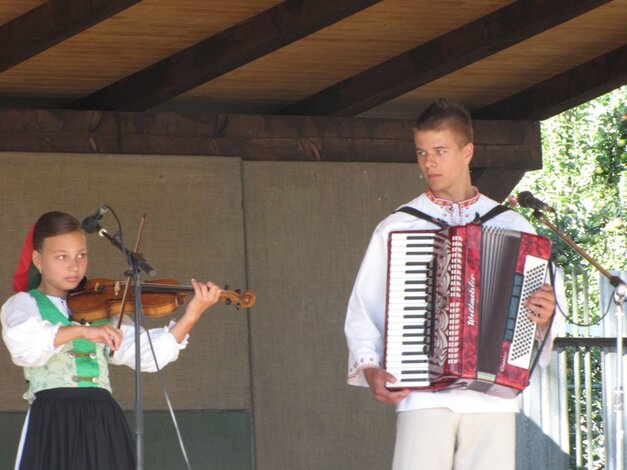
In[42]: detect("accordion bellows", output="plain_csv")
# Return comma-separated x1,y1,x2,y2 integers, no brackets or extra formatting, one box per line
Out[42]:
384,224,551,398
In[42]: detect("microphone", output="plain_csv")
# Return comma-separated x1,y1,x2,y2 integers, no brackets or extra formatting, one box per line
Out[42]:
81,206,109,233
517,191,555,213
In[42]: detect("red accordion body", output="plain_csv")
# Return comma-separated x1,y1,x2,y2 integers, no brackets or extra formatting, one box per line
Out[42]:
384,224,551,398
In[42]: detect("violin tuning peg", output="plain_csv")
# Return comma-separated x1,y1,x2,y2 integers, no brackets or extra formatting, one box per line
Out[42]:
235,288,241,294
225,298,232,306
224,284,230,291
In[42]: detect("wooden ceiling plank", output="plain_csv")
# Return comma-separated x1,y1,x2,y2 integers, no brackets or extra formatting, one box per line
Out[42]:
0,0,143,73
71,0,383,112
282,0,612,117
473,45,627,120
0,108,540,169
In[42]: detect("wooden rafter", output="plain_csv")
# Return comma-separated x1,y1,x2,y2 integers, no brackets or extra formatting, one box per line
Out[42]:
474,45,627,120
72,0,382,112
282,0,612,117
471,169,528,202
0,0,143,73
0,109,540,170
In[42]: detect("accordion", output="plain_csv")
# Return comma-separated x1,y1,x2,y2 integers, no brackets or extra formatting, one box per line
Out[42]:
384,224,551,398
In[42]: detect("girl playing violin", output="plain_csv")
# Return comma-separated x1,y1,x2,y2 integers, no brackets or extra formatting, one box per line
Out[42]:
1,211,222,470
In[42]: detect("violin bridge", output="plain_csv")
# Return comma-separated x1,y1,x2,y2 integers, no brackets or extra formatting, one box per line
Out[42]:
114,281,121,296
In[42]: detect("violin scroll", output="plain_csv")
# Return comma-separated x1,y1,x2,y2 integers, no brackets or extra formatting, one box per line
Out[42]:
221,289,256,309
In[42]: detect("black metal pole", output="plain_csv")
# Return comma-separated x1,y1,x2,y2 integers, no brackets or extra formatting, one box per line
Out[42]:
133,266,144,470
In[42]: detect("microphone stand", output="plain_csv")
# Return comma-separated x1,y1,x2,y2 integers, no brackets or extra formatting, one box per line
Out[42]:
131,261,145,470
97,222,156,470
531,209,626,470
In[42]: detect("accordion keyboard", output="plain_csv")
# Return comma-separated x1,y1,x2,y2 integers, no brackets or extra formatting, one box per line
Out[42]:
384,232,441,388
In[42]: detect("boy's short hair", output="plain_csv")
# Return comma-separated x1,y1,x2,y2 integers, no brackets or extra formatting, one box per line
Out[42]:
413,98,473,147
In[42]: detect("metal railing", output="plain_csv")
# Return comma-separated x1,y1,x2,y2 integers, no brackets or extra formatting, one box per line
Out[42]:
519,269,626,470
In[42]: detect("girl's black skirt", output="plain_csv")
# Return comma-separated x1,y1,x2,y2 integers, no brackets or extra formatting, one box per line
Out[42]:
19,387,135,470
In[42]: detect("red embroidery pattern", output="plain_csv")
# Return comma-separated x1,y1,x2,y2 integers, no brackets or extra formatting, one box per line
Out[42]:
426,188,480,208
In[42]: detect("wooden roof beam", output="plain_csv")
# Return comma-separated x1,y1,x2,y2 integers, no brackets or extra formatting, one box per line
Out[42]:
471,169,528,202
282,0,612,117
0,109,540,170
72,0,382,112
0,0,143,73
473,45,627,120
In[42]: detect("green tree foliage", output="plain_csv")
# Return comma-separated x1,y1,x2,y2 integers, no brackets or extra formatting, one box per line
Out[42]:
514,85,626,275
513,86,626,470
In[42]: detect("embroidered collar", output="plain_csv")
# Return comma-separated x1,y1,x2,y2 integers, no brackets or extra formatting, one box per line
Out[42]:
426,188,480,208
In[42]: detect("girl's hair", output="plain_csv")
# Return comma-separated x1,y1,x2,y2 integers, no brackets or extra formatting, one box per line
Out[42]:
32,211,81,251
413,98,473,147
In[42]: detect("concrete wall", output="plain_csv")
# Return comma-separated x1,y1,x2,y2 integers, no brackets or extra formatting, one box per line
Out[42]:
242,161,425,469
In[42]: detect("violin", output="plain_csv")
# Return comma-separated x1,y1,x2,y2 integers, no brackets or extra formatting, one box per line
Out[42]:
67,278,255,324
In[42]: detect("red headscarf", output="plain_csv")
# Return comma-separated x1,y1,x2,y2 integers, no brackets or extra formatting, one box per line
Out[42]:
12,224,40,293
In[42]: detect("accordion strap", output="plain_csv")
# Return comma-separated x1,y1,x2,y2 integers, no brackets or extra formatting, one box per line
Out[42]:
394,206,450,228
394,204,512,228
471,205,512,225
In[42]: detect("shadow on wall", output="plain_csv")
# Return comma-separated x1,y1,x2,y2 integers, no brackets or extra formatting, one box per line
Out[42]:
516,413,569,469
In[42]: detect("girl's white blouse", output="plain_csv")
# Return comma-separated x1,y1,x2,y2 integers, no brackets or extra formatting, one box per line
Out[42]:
1,291,188,375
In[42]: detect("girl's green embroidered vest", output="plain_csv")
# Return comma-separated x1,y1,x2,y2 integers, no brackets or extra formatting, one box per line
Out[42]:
23,290,112,401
